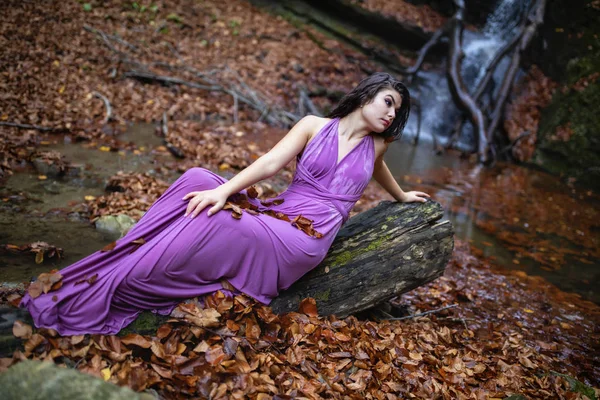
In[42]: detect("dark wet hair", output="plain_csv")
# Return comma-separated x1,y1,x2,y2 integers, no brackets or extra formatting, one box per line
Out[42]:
327,72,410,141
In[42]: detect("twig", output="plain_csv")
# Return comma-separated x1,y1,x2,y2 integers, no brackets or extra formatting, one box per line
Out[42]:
499,130,531,155
85,24,140,54
92,91,113,124
411,97,423,145
83,25,128,57
406,21,450,82
0,122,69,132
161,112,168,138
299,89,321,117
232,93,239,123
387,304,458,321
124,70,221,91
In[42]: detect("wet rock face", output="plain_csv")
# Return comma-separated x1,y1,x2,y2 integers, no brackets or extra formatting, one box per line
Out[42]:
534,78,600,190
0,360,155,400
528,0,600,82
529,0,600,189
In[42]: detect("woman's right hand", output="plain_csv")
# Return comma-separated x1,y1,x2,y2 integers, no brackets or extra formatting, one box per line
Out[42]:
182,187,229,218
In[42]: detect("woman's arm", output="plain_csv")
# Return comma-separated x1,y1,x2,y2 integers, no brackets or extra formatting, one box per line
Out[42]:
184,115,322,217
372,149,430,203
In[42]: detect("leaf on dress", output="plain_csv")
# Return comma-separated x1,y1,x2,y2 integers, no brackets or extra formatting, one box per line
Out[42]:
246,186,258,199
101,241,117,252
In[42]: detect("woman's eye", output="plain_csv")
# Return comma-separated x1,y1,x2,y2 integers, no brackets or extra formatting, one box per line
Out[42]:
385,99,391,106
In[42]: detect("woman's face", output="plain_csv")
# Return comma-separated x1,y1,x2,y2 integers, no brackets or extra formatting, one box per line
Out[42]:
361,88,402,133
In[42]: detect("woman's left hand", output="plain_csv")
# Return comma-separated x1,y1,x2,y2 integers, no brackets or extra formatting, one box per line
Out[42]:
401,191,430,203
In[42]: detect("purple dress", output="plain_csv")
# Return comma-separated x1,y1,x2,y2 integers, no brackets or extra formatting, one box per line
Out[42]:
21,118,375,335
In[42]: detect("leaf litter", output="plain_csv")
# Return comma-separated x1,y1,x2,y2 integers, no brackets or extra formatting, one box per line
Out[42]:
1,240,599,399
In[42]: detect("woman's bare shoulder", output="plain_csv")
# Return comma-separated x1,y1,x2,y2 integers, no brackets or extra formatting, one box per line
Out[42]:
298,115,331,142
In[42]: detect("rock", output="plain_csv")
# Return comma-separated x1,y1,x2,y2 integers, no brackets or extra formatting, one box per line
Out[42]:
534,78,600,190
95,215,137,239
43,181,63,195
0,360,155,400
527,0,600,189
65,163,84,178
31,158,63,178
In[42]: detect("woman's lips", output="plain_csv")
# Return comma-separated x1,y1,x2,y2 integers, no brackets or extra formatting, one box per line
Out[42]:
382,119,390,127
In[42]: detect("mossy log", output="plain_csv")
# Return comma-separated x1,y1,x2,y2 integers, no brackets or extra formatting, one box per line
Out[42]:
270,200,453,316
1,201,453,356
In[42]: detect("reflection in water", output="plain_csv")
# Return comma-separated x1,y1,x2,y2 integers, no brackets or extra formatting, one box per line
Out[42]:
387,140,600,303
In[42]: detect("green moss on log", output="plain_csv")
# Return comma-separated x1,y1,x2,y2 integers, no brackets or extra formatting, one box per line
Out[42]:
331,234,391,268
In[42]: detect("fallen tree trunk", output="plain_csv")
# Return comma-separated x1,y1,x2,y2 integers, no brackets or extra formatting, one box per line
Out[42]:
1,201,453,355
271,200,453,316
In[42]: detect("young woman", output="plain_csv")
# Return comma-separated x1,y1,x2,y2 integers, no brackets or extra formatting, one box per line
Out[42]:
21,72,430,335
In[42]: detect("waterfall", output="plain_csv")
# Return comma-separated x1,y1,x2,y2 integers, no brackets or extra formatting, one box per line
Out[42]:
404,0,530,150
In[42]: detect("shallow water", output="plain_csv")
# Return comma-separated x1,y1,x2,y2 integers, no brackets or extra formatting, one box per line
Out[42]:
387,140,600,303
0,123,166,283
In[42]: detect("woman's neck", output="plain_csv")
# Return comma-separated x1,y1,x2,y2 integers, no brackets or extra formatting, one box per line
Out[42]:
338,111,371,141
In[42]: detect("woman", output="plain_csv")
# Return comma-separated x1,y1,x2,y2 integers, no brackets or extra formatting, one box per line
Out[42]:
21,72,430,335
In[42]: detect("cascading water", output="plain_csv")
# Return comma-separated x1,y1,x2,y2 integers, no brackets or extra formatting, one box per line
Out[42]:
403,0,531,150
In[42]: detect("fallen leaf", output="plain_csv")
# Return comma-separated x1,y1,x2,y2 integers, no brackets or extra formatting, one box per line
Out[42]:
298,298,318,317
12,321,32,339
121,334,152,348
101,367,111,381
101,242,117,252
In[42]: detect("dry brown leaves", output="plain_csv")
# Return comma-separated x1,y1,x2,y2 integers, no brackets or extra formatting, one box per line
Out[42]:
550,122,575,142
0,0,377,182
224,192,323,239
3,249,599,400
27,270,63,299
572,72,600,92
350,0,447,32
503,65,558,161
85,172,170,220
0,241,64,265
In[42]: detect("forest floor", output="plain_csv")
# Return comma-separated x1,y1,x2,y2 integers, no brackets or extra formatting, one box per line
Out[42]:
0,0,599,399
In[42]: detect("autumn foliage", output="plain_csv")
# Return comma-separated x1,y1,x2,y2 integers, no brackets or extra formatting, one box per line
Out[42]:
2,238,599,399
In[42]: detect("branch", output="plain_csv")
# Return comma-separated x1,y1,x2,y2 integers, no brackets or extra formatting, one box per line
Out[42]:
387,304,458,321
405,21,450,81
299,89,322,117
85,24,299,128
232,93,239,123
485,0,547,144
92,91,113,124
0,122,69,133
446,0,488,162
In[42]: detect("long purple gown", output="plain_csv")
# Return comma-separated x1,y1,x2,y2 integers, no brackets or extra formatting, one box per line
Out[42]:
21,118,375,335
